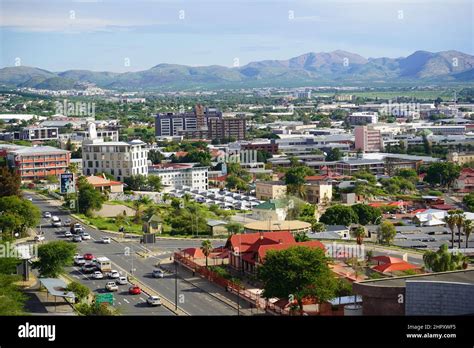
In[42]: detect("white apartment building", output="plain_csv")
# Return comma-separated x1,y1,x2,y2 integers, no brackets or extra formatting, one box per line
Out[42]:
82,123,148,181
347,112,378,125
148,164,208,191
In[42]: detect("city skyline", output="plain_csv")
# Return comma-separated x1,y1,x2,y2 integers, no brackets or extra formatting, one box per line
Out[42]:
1,0,473,72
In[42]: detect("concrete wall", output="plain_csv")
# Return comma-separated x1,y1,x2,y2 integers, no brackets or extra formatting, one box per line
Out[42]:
406,281,474,316
353,282,406,315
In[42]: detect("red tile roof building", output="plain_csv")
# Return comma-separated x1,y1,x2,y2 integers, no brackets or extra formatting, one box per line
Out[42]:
225,231,325,275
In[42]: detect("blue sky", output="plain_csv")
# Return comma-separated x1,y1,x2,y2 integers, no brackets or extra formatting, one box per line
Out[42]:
1,0,472,72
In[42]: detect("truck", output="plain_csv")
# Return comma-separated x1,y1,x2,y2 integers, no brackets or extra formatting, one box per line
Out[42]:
96,257,112,273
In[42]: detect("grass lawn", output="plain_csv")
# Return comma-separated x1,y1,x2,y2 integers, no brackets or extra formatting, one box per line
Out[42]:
77,214,143,234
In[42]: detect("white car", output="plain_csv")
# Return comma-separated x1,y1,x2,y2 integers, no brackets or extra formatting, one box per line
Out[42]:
101,237,111,244
43,212,52,218
92,271,104,279
117,276,128,285
52,221,62,227
64,231,72,238
81,233,91,240
34,235,45,242
105,281,118,292
108,270,120,279
147,296,162,306
52,216,60,222
74,257,86,266
152,269,165,278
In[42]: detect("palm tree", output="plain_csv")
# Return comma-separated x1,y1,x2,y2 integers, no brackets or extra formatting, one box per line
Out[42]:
444,211,457,248
201,240,213,268
453,210,465,249
423,244,466,272
352,226,366,245
463,219,473,249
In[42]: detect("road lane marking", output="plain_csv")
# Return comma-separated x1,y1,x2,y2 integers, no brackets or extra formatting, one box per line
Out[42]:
123,298,130,304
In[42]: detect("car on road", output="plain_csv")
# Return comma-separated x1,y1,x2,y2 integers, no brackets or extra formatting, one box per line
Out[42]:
74,257,86,266
64,231,73,238
146,296,162,306
52,221,62,227
107,270,120,279
101,237,111,244
105,281,118,292
72,235,82,243
152,269,165,278
80,232,91,240
128,286,141,295
64,219,71,225
43,212,52,218
117,276,127,285
27,197,33,202
92,271,104,279
81,264,97,273
83,253,94,261
34,235,45,242
52,216,60,222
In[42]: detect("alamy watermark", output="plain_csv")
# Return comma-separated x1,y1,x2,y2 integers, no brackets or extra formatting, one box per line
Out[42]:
0,242,38,259
216,149,258,164
380,101,420,117
55,99,96,117
325,242,365,261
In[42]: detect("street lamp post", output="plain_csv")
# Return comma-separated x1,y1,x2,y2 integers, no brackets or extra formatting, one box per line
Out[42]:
174,260,178,311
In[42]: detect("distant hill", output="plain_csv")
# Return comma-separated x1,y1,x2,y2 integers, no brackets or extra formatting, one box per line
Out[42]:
1,50,473,91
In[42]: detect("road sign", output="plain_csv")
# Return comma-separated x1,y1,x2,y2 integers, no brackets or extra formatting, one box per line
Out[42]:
60,173,75,194
96,293,114,305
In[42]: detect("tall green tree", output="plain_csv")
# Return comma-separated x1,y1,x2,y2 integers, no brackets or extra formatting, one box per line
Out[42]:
352,226,366,245
258,246,337,314
33,241,77,277
0,167,21,197
0,196,41,240
319,205,359,226
444,211,457,249
351,204,382,225
377,221,397,245
201,240,213,268
78,177,105,216
463,219,473,249
423,244,467,272
325,148,342,162
424,162,460,188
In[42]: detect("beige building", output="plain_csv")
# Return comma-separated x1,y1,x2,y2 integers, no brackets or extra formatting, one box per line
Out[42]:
255,181,287,200
305,183,333,205
447,152,474,166
354,126,382,152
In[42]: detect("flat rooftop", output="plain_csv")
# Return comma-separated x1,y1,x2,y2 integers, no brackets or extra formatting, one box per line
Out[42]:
357,269,474,288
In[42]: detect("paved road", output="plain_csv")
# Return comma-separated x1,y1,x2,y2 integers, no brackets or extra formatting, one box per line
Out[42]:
29,193,238,316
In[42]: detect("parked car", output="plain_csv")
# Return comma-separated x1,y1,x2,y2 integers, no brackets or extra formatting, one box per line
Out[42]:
105,281,118,292
146,296,162,306
92,271,104,279
74,257,86,266
64,231,72,238
152,269,165,278
128,286,141,295
117,276,128,285
107,270,120,279
72,235,82,243
43,212,52,218
83,253,94,260
101,237,111,244
80,233,91,240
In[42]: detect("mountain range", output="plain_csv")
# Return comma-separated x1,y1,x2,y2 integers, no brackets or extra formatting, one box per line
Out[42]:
0,50,473,91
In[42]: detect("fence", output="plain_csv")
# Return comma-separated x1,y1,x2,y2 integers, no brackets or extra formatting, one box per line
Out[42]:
174,251,290,315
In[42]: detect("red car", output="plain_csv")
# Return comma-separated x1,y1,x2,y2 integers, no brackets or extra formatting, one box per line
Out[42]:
83,253,94,261
128,286,141,295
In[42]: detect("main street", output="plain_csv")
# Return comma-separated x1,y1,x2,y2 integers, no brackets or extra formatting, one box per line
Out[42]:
29,193,241,316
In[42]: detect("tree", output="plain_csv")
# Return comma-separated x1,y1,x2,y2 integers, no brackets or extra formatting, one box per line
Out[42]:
424,162,460,188
352,226,366,245
147,175,163,192
311,222,326,233
463,193,474,212
201,240,213,268
294,231,310,242
0,196,41,240
351,204,382,225
225,222,244,236
397,168,418,182
78,177,105,216
285,166,312,199
226,174,249,192
377,221,396,245
124,175,147,191
148,149,165,164
444,211,457,249
453,210,465,249
423,244,467,272
66,281,90,303
0,167,21,197
463,219,473,249
258,246,337,314
33,241,77,277
319,205,358,226
325,148,342,162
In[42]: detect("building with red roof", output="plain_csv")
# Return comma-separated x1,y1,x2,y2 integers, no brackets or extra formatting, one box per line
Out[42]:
370,255,420,274
454,167,474,193
225,231,325,275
